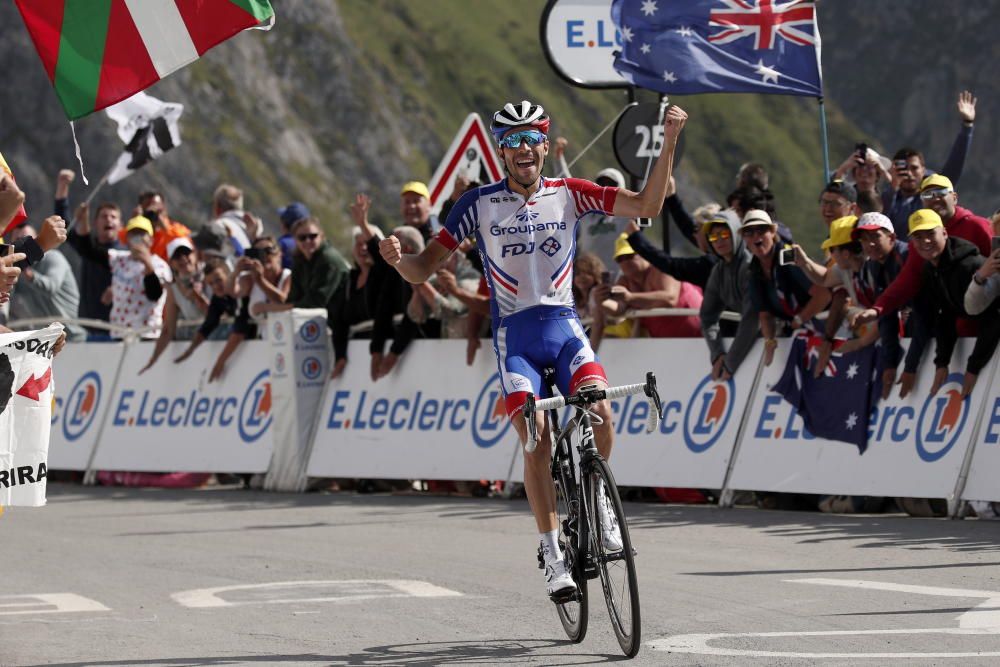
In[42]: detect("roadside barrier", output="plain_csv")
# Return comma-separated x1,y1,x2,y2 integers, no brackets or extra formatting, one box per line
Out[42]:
42,310,1000,513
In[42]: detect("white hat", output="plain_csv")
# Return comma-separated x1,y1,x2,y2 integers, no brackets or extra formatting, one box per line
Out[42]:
853,212,894,238
595,167,626,188
740,209,773,229
166,236,194,259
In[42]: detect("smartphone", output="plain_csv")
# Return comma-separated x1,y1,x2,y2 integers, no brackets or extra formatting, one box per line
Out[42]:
637,218,653,228
600,271,612,286
992,236,1000,254
0,243,11,258
243,246,261,261
779,247,796,266
893,159,907,170
855,142,868,164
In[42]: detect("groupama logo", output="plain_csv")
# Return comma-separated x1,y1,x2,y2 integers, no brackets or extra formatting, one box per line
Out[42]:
915,373,969,462
59,372,101,442
683,375,735,453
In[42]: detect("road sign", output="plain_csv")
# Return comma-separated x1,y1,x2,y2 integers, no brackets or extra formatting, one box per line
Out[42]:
427,114,503,215
540,0,629,89
612,102,686,180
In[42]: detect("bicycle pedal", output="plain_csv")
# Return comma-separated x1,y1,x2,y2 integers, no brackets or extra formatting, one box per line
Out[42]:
549,587,580,604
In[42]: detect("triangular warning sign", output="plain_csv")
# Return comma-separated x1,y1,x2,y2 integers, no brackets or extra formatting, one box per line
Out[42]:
428,113,504,215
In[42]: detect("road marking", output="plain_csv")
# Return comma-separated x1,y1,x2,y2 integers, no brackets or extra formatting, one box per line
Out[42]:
650,577,1000,658
172,580,463,609
0,594,110,616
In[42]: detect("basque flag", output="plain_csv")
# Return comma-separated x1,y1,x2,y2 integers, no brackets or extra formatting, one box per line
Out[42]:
610,0,822,97
772,332,882,453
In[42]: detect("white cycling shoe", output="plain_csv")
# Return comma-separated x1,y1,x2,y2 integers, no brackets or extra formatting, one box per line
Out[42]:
545,559,577,600
597,484,624,552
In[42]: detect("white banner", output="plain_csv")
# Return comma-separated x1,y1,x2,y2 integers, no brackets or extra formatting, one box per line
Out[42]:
959,357,1000,503
89,340,274,472
728,338,991,498
0,325,62,507
307,338,755,487
49,342,126,470
542,0,628,87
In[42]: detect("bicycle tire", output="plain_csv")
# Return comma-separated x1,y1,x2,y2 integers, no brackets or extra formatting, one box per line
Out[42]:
585,457,640,657
553,439,588,642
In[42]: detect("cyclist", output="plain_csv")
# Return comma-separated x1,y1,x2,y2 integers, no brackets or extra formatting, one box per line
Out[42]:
380,100,688,600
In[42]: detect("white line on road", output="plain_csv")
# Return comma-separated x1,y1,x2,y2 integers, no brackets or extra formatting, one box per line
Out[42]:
172,579,463,609
0,594,110,616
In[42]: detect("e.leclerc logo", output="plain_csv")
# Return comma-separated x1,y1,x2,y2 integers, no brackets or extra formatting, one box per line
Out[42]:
683,375,735,453
111,370,272,444
60,371,101,441
915,373,969,462
299,320,321,344
325,372,511,448
301,356,322,381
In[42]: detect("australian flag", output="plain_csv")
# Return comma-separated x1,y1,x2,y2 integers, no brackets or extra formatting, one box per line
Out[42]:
772,333,883,453
610,0,822,97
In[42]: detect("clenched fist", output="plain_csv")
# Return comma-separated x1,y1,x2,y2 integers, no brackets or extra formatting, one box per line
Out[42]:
379,236,402,266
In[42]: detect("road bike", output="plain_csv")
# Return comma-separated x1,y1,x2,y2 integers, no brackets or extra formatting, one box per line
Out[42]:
524,371,663,658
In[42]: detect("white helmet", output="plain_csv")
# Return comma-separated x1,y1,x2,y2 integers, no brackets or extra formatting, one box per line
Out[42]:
490,100,550,143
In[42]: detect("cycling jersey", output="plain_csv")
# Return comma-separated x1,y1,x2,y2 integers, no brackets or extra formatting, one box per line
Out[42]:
436,177,618,321
436,177,618,416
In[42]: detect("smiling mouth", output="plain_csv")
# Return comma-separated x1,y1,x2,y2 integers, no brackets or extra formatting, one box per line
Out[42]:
515,157,536,169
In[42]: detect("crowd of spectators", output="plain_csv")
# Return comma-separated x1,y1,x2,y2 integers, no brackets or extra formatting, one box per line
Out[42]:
2,90,999,514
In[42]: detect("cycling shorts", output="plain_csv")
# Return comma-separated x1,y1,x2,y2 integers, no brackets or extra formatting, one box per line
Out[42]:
492,305,607,418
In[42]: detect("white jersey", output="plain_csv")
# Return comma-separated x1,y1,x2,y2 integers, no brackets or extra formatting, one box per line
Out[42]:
436,177,618,321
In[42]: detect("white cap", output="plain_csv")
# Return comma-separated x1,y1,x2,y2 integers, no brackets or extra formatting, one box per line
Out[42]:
595,167,626,188
740,209,773,229
166,236,194,259
853,212,894,236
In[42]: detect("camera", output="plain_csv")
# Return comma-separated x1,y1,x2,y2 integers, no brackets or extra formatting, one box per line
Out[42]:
600,270,612,286
0,243,11,258
854,142,868,165
779,247,796,266
141,209,159,223
992,236,1000,254
243,247,262,261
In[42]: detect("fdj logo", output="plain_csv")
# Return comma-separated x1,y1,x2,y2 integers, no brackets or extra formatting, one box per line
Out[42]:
301,357,322,381
61,372,101,442
683,375,734,453
299,321,321,343
238,371,273,443
502,242,535,257
915,373,969,462
472,372,511,448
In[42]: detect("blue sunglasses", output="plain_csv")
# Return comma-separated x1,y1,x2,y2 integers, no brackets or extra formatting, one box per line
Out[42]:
498,129,547,149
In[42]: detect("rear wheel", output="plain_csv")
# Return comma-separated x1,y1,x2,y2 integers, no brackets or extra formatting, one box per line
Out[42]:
553,453,588,642
586,458,640,657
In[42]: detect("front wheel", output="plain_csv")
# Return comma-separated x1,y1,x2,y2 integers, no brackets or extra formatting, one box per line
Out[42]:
586,458,641,657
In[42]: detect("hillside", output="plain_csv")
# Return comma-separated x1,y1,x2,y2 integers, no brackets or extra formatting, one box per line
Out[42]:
0,1,992,255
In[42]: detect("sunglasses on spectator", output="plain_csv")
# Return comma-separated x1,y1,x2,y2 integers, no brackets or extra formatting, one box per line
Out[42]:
254,244,279,254
920,188,953,201
297,233,320,242
498,130,547,149
707,229,732,243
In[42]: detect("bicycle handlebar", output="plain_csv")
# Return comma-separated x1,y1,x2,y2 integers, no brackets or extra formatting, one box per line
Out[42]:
523,372,664,453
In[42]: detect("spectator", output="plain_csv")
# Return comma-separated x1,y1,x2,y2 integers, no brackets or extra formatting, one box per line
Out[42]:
131,190,192,262
173,258,245,382
832,146,892,198
329,217,383,379
966,247,1000,315
901,210,1000,397
285,217,350,313
857,189,883,214
399,181,441,242
234,235,292,329
197,184,260,259
852,213,928,398
854,174,992,334
742,209,831,367
576,167,628,270
881,91,977,241
625,216,717,289
698,210,758,380
602,233,702,338
73,215,172,339
276,202,309,270
6,219,85,341
67,202,122,338
818,180,858,230
736,162,769,191
368,225,426,380
139,237,208,373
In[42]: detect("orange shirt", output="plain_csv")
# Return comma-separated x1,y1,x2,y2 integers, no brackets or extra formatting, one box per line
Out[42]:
119,218,192,261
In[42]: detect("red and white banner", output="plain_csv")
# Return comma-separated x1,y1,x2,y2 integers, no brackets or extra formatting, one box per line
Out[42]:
0,325,63,507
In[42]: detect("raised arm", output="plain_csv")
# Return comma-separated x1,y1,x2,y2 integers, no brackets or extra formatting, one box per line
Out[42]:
612,105,688,219
379,237,452,285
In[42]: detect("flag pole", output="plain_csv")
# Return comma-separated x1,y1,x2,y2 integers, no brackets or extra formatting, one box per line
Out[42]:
818,96,831,183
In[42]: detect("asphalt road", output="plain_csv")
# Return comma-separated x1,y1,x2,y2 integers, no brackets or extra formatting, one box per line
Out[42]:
3,484,1000,666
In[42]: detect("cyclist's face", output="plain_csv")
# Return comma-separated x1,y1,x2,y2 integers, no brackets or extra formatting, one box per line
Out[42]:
499,127,548,184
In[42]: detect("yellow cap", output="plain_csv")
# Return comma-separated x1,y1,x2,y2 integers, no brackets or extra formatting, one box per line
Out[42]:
125,216,154,236
908,208,944,235
613,233,636,260
821,215,859,250
920,174,954,192
400,181,430,199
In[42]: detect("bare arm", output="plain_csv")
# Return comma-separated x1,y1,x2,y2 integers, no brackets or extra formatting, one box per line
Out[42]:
611,105,688,219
